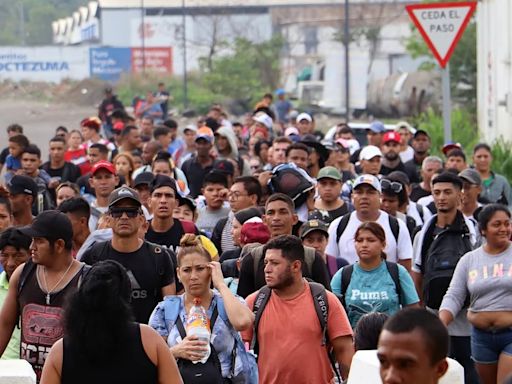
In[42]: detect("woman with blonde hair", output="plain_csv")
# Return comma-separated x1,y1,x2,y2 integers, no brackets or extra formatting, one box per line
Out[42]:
149,234,254,384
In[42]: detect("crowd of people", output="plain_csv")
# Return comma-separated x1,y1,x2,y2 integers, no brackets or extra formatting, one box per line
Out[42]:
0,85,511,384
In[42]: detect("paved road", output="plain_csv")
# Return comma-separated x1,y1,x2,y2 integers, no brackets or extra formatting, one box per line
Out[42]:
0,99,95,160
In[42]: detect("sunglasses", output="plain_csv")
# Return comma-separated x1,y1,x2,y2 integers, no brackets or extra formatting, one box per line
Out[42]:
109,207,142,218
381,179,403,194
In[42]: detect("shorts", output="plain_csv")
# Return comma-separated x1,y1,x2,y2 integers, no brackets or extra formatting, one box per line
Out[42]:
471,326,512,364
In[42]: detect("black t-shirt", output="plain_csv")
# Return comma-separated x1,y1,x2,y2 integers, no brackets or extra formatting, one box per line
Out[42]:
41,162,81,182
409,184,431,202
81,241,174,323
404,158,421,184
181,157,214,198
0,147,9,165
145,220,199,255
380,161,407,176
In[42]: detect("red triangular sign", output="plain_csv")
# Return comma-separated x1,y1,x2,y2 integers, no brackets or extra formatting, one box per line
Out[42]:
406,2,477,68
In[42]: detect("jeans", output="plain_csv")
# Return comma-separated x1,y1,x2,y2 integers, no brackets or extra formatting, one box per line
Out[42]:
449,335,480,384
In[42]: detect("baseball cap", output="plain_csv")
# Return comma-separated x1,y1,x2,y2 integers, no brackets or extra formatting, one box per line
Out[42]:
296,113,313,123
442,142,462,156
0,228,32,251
19,210,73,246
335,138,350,150
150,174,180,197
275,88,286,96
395,121,414,133
459,168,482,186
234,207,262,225
112,121,125,133
253,112,273,129
299,219,329,239
133,172,154,188
195,126,214,143
383,131,401,145
353,174,382,193
183,124,198,133
359,145,383,161
91,160,116,176
414,129,429,138
80,117,101,130
108,186,142,208
285,126,300,137
367,121,386,133
240,219,271,245
317,166,342,181
213,160,235,176
7,175,38,198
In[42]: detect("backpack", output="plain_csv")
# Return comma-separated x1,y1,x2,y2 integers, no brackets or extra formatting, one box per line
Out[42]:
268,164,315,208
244,243,317,287
161,295,258,384
250,282,341,382
420,214,473,309
339,261,401,308
336,213,400,244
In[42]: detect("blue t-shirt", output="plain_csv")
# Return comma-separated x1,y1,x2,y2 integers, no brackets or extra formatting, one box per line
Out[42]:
5,155,21,171
331,261,419,328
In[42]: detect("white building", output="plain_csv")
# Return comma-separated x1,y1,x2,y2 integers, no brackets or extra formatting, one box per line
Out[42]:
477,0,512,142
51,0,423,112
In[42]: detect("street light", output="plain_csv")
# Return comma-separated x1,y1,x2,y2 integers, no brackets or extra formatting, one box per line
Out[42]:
182,0,188,109
141,0,146,74
344,0,350,120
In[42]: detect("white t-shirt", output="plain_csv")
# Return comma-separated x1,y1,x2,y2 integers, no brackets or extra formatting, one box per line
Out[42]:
399,146,414,163
325,210,413,264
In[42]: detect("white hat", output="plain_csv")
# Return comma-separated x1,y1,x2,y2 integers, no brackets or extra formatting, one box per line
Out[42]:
296,113,313,123
359,145,383,161
395,121,415,134
284,126,300,136
253,112,273,129
183,124,197,133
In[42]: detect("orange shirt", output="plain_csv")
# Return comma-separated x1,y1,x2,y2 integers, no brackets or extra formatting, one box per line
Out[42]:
242,281,353,384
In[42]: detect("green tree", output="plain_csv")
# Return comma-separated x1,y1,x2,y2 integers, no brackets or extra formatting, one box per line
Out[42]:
200,36,283,104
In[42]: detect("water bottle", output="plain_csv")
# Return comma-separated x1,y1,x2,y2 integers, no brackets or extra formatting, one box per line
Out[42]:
185,298,211,364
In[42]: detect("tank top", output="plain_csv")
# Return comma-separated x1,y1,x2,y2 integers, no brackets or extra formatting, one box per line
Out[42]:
18,263,84,381
61,323,158,384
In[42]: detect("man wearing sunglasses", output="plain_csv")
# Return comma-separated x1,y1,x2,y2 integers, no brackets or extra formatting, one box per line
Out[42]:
81,186,176,323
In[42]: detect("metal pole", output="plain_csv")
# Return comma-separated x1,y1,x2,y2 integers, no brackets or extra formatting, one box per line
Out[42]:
182,0,188,109
141,0,145,74
19,3,25,45
344,0,350,120
442,63,451,143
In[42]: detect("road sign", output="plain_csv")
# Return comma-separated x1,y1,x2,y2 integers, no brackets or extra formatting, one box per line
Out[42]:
406,2,477,68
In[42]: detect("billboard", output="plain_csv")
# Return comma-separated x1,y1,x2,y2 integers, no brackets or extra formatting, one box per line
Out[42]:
90,47,131,82
0,47,89,82
131,47,172,74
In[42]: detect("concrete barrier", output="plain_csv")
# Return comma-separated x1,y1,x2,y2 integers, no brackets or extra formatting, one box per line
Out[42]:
0,360,36,384
347,350,464,384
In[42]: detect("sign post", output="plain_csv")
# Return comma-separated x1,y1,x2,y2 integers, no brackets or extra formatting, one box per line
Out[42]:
406,2,477,143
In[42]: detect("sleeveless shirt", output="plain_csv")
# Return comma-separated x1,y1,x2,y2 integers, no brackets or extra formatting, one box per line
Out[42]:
61,323,158,384
18,263,84,382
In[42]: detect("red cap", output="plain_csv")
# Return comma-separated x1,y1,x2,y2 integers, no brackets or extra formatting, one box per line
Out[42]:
113,121,125,132
80,117,101,131
442,142,462,156
382,131,401,144
240,222,271,245
91,160,116,175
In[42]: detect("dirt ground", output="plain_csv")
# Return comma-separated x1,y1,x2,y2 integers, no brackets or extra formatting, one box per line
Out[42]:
0,99,96,159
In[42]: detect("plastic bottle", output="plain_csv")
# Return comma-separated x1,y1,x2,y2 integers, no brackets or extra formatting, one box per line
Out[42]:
185,298,211,364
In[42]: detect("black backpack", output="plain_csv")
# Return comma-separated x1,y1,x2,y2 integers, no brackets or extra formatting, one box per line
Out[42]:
268,164,315,208
174,307,225,384
336,213,400,244
420,214,473,309
250,282,341,382
338,261,401,308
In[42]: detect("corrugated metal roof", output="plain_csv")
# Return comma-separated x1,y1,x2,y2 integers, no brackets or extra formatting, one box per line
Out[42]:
97,0,400,8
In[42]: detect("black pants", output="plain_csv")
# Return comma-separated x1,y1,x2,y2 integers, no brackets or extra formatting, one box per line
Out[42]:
449,336,480,384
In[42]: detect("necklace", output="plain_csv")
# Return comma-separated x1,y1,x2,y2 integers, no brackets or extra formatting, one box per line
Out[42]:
42,261,74,305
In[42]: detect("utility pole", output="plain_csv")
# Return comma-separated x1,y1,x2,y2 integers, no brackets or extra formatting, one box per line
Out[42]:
182,0,188,109
344,0,350,120
18,3,25,45
140,0,146,74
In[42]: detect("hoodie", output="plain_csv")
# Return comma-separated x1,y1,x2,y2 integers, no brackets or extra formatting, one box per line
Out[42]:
215,126,250,176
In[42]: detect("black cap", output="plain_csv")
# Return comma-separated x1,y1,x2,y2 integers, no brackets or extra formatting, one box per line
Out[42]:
7,175,38,199
133,172,154,188
234,207,262,225
150,174,184,204
299,219,329,239
213,160,235,176
108,187,142,208
414,129,429,138
19,210,73,245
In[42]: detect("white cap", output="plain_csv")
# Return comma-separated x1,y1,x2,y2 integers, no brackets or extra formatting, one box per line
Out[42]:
253,112,273,129
183,124,197,133
284,126,300,136
359,145,383,161
395,121,415,134
296,113,312,123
